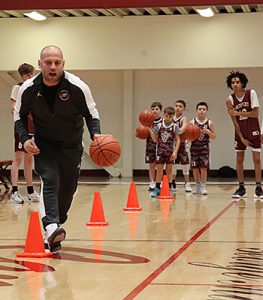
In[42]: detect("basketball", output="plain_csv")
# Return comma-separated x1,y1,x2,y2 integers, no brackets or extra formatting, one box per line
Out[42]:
139,110,156,127
135,125,149,139
179,130,187,143
89,135,121,167
185,124,201,141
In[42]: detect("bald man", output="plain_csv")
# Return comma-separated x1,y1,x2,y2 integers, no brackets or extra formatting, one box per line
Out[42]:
14,45,101,253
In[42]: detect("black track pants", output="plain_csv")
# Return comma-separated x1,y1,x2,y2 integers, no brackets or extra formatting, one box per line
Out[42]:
34,139,83,229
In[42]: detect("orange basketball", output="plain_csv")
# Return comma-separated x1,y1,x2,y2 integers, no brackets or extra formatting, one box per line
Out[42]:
135,125,149,139
185,124,201,141
179,130,187,143
139,110,156,127
89,135,121,167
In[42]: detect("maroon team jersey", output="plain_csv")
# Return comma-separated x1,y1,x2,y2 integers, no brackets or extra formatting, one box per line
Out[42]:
155,120,179,164
173,115,189,165
190,118,210,169
145,117,162,163
232,89,261,150
232,89,260,138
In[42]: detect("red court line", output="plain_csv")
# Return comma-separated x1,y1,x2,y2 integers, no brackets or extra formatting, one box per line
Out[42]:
123,201,236,300
151,283,263,287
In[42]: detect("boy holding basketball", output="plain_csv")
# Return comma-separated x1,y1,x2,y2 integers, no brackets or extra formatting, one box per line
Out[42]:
226,71,263,199
145,101,162,191
172,100,192,192
190,102,216,195
149,106,180,197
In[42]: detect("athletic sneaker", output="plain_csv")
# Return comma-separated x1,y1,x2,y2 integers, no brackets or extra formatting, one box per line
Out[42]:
11,192,24,204
148,181,155,191
192,183,201,195
46,224,66,253
27,191,40,202
254,186,263,199
232,187,247,198
44,238,61,253
172,181,177,191
184,182,192,193
151,187,160,197
200,183,208,195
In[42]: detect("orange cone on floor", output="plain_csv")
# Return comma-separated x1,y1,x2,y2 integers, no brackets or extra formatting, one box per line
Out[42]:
123,182,142,212
157,175,174,201
86,192,109,226
17,211,53,258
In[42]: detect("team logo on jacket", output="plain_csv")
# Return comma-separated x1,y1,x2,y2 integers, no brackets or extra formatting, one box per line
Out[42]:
59,90,70,101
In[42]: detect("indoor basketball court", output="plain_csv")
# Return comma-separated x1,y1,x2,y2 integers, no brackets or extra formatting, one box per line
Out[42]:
0,181,262,299
1,0,263,299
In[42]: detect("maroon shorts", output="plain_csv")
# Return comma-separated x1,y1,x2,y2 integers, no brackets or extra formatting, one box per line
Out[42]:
155,150,173,164
145,151,156,163
174,143,189,165
235,136,261,151
14,130,34,152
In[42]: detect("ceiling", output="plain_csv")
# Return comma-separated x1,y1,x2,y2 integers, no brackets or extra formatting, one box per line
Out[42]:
0,1,262,19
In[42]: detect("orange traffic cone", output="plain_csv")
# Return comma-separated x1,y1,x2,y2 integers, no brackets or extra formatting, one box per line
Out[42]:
86,192,109,226
157,175,174,200
17,211,53,258
123,182,142,212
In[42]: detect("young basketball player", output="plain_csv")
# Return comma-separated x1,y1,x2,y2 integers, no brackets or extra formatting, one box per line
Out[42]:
172,100,192,192
226,71,263,199
145,101,162,191
190,102,216,195
10,63,39,204
149,106,180,197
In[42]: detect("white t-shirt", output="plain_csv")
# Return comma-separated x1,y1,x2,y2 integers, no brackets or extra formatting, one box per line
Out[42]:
10,84,20,101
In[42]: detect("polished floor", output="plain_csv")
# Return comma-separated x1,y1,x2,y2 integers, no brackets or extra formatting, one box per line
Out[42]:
0,181,263,300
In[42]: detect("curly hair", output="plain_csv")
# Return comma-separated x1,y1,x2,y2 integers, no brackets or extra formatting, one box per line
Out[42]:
226,71,248,89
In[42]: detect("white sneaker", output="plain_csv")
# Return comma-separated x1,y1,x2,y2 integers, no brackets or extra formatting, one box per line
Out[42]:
46,223,66,253
27,191,40,202
46,223,58,239
192,183,201,194
185,182,192,193
148,180,155,191
200,183,208,195
11,192,24,204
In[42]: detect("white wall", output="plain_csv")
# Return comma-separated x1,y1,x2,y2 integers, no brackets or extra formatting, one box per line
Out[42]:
0,13,263,175
0,13,263,70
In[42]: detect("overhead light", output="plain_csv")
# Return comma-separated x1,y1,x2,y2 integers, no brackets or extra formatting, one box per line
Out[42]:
196,7,214,18
23,11,47,21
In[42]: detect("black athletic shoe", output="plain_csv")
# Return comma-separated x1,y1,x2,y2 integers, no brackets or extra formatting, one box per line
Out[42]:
232,187,247,198
254,186,263,199
47,227,66,252
172,182,177,191
44,240,61,253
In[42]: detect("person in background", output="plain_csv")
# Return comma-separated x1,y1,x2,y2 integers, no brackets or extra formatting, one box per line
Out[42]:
172,99,192,193
190,102,216,195
149,106,180,197
226,71,263,199
10,63,39,204
145,101,162,191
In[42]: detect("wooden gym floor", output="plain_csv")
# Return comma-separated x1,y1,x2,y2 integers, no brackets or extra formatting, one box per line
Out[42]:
0,181,263,300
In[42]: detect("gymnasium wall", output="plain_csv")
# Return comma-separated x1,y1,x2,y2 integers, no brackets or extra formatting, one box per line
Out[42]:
0,13,262,176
